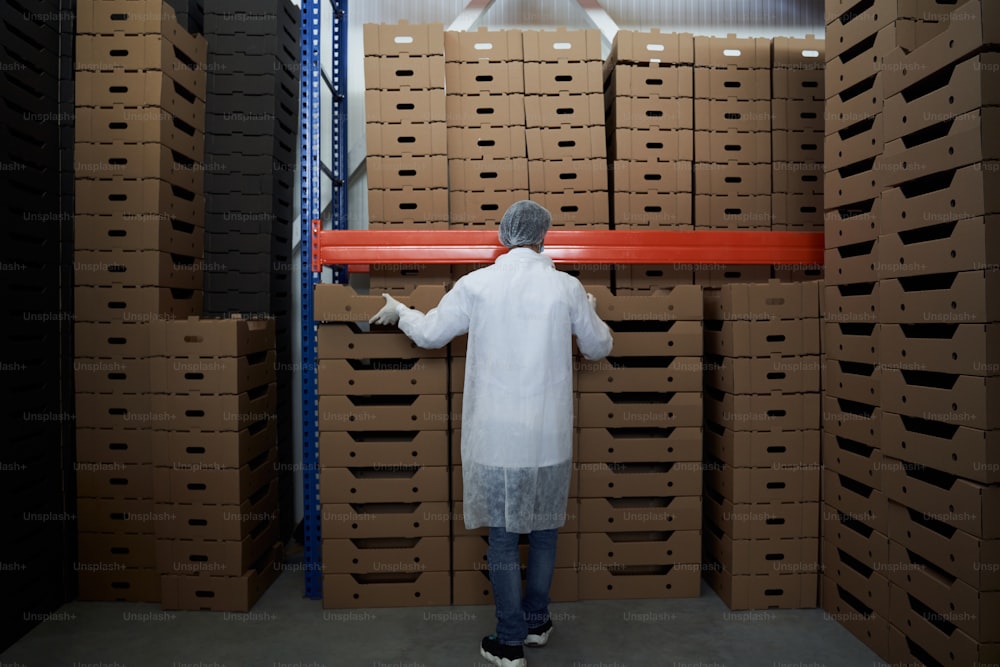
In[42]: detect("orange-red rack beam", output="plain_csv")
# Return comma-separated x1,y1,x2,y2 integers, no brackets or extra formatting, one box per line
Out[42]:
312,227,824,273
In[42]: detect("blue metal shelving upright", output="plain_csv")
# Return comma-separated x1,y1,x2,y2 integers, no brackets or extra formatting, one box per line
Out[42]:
300,0,347,600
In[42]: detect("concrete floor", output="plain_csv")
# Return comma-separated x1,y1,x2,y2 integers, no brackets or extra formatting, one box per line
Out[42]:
3,569,886,667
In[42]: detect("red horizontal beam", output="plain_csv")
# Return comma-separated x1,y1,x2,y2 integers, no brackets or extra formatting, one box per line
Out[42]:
312,228,824,272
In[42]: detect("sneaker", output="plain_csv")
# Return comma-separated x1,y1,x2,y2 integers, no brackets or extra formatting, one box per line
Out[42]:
524,619,553,647
480,635,526,667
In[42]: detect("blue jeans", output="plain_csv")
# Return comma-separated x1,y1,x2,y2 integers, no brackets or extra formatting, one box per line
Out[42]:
487,526,558,645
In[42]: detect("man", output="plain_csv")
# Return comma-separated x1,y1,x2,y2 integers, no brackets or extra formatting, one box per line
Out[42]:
370,200,613,667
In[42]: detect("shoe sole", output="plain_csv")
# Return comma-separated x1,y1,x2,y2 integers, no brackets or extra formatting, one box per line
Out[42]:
480,647,527,667
524,629,551,647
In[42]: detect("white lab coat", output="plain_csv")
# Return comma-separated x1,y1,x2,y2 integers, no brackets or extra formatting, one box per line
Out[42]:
397,248,614,533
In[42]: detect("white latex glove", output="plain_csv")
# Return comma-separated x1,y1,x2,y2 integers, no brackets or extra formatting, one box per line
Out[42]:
369,293,405,326
587,292,597,310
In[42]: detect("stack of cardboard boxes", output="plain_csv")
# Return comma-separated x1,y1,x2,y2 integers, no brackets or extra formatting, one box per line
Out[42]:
73,0,207,602
523,28,608,227
575,286,704,599
151,317,281,611
702,281,822,609
445,27,527,228
315,285,452,608
771,36,825,232
694,35,772,231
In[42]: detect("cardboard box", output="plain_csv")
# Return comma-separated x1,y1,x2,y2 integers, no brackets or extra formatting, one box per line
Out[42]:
880,165,1000,234
705,421,820,469
444,27,522,63
323,570,450,608
153,448,277,504
694,35,770,69
693,68,770,101
160,544,281,612
443,61,523,94
825,237,877,286
704,318,820,357
887,499,1000,591
824,0,894,32
881,410,1000,485
74,142,202,192
702,265,773,285
822,468,888,535
878,215,1000,278
74,392,152,430
772,193,823,228
576,392,702,429
76,462,153,500
78,532,155,569
824,198,879,248
694,131,770,164
578,495,701,532
577,426,702,464
522,28,601,63
150,383,276,430
76,497,157,534
587,284,704,321
76,178,204,222
704,280,819,321
368,188,449,226
365,89,446,124
522,61,602,95
606,64,694,100
453,568,578,604
364,54,445,90
610,128,694,162
77,568,160,603
365,122,447,158
321,501,450,538
772,35,824,69
606,30,694,68
449,190,528,226
76,32,207,94
320,465,448,503
611,96,694,131
611,160,691,194
529,191,610,227
825,72,882,135
706,459,820,503
150,419,277,470
823,282,879,325
318,357,447,395
772,99,825,133
882,0,1000,98
74,356,152,394
525,127,606,162
73,249,201,290
614,265,692,291
695,99,771,133
694,194,772,229
823,394,880,447
317,322,445,359
577,461,702,498
772,68,824,102
77,0,182,36
151,351,275,394
881,368,998,429
820,576,889,660
156,519,280,576
314,284,446,323
705,354,821,394
880,269,1000,324
74,214,204,256
825,25,897,100
524,93,603,128
705,488,819,539
75,70,204,127
824,358,879,403
823,430,882,490
576,355,702,393
319,394,450,431
323,535,449,574
773,130,825,165
577,564,700,600
155,479,279,541
76,427,154,465
447,156,529,192
363,21,443,58
823,502,890,570
598,320,702,357
446,126,526,159
318,430,447,469
445,92,526,128
823,158,881,210
704,566,817,610
451,533,578,571
613,191,692,229
888,623,1000,667
578,530,700,567
704,524,819,576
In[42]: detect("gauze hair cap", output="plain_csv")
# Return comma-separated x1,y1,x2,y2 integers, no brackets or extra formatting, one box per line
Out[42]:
498,200,551,248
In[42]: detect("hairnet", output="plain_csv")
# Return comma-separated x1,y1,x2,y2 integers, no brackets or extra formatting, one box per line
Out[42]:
498,200,551,248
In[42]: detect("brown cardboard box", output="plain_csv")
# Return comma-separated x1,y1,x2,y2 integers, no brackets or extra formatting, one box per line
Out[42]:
365,122,447,158
823,282,879,325
76,497,156,534
153,449,277,504
160,544,281,612
75,142,202,192
772,68,824,103
609,128,694,162
706,460,821,503
824,0,894,33
611,96,694,131
577,392,702,429
888,624,1000,667
76,32,207,93
529,191,610,227
694,194,772,229
882,410,1000,484
151,314,274,358
702,265,773,286
577,461,702,498
694,131,771,164
880,165,1000,234
705,355,821,394
705,422,820,469
704,523,819,576
825,25,897,100
76,462,153,499
319,430,447,468
824,199,879,248
364,54,445,90
314,284,446,323
76,178,204,222
363,21,444,58
368,188,449,226
322,501,451,538
370,264,453,294
77,427,154,465
449,190,529,226
607,64,694,100
822,394,880,448
527,158,608,193
74,107,204,164
820,576,889,660
578,496,701,532
577,426,702,464
587,284,703,321
577,564,700,600
323,570,450,608
319,394,450,432
365,89,446,124
77,568,160,603
522,28,600,63
606,30,695,68
445,93,526,128
151,419,277,469
367,155,448,190
444,27,522,63
611,158,690,195
576,356,703,393
156,519,279,576
704,566,817,610
523,61,602,95
823,159,881,210
601,320,703,356
152,352,275,395
826,73,882,135
878,216,999,278
78,532,155,569
613,191,692,229
705,489,819,539
525,127,606,161
155,479,278,541
694,163,770,196
524,93,603,128
317,322,445,359
75,392,152,429
318,357,447,395
705,318,821,357
822,467,888,535
881,369,999,430
693,68,770,102
76,70,204,126
443,61,523,95
448,156,531,192
887,500,1000,591
824,358,879,404
822,541,890,617
695,99,771,133
705,280,820,321
772,35,824,69
323,535,449,574
150,384,276,431
694,35,771,70
823,431,882,490
451,533,577,571
879,269,1000,324
823,502,890,569
77,0,181,35
882,457,1000,538
826,119,883,173
446,126,526,159
74,214,203,256
578,530,700,566
320,465,448,503
453,568,578,604
774,131,824,168
73,357,151,394
772,193,823,228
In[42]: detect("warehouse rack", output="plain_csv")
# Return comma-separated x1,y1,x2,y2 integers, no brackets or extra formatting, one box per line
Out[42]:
298,0,825,600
